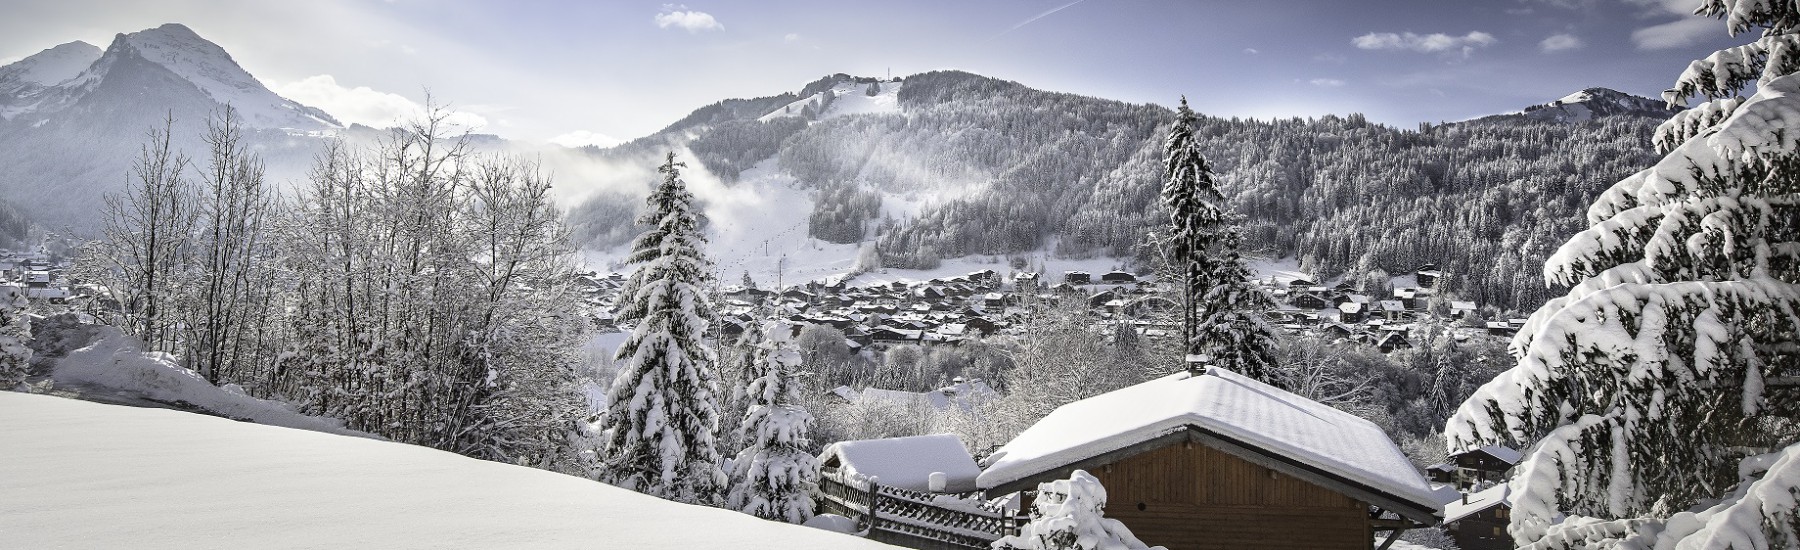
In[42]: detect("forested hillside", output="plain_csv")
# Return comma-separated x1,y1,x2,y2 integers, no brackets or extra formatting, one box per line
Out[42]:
568,71,1662,310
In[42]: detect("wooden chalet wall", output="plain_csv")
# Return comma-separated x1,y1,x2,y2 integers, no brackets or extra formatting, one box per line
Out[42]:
1449,505,1513,550
1086,442,1370,550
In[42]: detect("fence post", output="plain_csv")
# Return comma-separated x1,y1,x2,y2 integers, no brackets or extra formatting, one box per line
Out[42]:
866,476,880,533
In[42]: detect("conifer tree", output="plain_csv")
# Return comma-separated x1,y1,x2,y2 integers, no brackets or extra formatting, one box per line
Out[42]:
1159,97,1277,383
599,152,727,505
1447,4,1800,547
725,320,819,523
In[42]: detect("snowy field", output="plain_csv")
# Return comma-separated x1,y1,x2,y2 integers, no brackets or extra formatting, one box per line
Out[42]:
0,391,897,549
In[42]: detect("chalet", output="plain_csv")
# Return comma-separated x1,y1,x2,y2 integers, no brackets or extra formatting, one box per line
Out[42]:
962,316,1001,336
1450,301,1478,318
982,292,1011,309
1450,445,1522,485
820,434,981,493
1393,287,1419,309
1425,462,1459,484
1100,271,1137,284
1012,272,1040,292
978,367,1447,550
1323,322,1357,339
1378,300,1408,320
1293,292,1329,310
1443,484,1513,550
1088,289,1120,309
1337,301,1366,323
1485,321,1515,337
1415,269,1444,288
781,287,816,302
916,286,946,300
1287,277,1317,288
1376,331,1412,352
1065,271,1091,285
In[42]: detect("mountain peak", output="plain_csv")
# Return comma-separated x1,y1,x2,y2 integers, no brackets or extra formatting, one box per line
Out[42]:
74,23,340,130
0,41,101,88
1471,86,1677,124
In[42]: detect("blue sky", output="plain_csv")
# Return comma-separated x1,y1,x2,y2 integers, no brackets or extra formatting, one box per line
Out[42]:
0,0,1747,145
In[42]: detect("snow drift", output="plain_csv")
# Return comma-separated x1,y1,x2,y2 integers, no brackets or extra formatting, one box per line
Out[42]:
0,391,899,549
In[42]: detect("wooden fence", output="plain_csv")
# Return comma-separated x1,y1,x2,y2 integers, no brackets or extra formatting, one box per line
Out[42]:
817,467,1023,550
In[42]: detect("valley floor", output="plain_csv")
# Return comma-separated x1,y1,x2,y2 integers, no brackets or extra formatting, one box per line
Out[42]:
0,391,897,549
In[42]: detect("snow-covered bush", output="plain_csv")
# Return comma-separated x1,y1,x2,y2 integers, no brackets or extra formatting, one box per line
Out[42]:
0,287,31,390
1445,3,1800,548
992,470,1165,550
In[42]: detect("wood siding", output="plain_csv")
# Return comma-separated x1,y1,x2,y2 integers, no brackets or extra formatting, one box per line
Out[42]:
1085,442,1371,550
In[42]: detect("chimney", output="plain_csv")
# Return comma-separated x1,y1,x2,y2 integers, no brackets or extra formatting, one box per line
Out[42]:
1185,354,1209,375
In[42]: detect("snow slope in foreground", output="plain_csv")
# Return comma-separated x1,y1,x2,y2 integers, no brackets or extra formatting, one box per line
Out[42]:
0,391,897,550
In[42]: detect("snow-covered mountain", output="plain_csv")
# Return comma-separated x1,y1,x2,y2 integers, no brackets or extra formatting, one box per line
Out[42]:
3,23,339,130
571,71,1666,309
0,40,100,118
0,23,341,231
1475,87,1678,124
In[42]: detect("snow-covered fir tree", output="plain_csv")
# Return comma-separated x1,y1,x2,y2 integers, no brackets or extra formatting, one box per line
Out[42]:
993,470,1165,550
725,319,819,523
599,152,728,505
1158,96,1278,384
1445,3,1800,547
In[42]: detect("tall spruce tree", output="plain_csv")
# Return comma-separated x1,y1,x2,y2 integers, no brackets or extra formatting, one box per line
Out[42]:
599,152,727,505
725,319,820,523
1446,3,1800,547
1159,97,1277,383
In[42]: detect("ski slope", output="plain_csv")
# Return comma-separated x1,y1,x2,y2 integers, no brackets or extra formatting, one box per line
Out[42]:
0,391,897,549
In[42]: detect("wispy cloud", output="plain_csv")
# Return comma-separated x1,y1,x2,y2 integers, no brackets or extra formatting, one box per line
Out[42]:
1632,16,1713,49
654,5,723,32
1309,78,1346,87
784,33,800,43
985,0,1085,43
1243,47,1259,54
1353,31,1497,55
268,74,487,129
1539,33,1583,52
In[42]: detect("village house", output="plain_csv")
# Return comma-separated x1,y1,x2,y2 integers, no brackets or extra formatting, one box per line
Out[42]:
1100,271,1137,284
1442,484,1513,550
977,366,1448,550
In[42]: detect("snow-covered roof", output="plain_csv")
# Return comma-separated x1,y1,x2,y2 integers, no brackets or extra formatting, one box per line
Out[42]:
1443,483,1511,524
1455,444,1524,466
977,367,1447,519
820,434,980,493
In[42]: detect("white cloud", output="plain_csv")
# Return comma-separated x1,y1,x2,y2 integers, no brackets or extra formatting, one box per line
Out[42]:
268,74,487,130
784,33,800,42
1632,16,1715,49
1243,47,1259,54
548,130,623,149
1540,33,1584,52
1309,78,1346,87
1352,31,1497,56
655,5,723,32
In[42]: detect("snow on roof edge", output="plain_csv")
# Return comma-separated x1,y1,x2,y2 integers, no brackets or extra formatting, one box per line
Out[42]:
977,368,1446,517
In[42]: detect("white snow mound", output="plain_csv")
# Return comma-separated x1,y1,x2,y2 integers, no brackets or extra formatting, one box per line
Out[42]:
0,391,900,550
